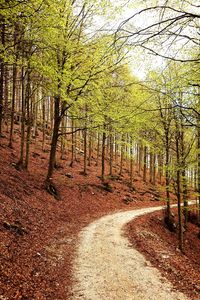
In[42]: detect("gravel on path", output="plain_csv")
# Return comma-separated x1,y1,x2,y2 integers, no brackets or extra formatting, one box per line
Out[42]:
71,206,189,300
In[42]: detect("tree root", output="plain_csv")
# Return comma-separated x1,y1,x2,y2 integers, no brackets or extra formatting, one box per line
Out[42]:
45,179,61,200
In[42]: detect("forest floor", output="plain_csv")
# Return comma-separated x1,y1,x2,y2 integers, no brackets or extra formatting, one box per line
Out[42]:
0,128,199,299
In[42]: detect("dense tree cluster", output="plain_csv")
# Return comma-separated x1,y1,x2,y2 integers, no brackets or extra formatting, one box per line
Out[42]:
0,0,199,251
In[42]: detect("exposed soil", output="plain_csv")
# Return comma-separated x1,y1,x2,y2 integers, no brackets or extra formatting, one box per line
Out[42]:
0,127,199,299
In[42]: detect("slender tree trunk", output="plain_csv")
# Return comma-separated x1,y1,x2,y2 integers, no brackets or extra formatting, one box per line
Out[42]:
70,118,75,167
25,70,31,169
0,59,4,136
109,131,113,176
165,131,171,217
88,131,92,167
42,95,46,151
149,150,153,183
74,121,77,162
130,140,134,188
143,145,147,182
9,63,17,147
46,95,61,180
0,17,5,136
18,67,26,167
50,96,54,134
101,126,106,181
114,132,118,165
4,64,9,130
83,128,87,175
197,96,200,221
153,152,156,185
32,89,37,140
139,143,143,175
60,117,66,159
158,153,163,184
96,132,100,166
119,134,125,176
180,127,188,228
182,167,188,228
176,133,184,252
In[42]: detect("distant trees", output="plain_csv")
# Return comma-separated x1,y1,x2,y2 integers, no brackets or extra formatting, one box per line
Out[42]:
0,0,199,251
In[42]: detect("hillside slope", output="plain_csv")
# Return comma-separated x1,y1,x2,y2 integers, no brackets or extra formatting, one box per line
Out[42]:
0,131,199,299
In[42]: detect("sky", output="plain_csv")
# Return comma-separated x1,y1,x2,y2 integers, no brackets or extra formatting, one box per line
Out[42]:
85,0,199,80
95,0,200,79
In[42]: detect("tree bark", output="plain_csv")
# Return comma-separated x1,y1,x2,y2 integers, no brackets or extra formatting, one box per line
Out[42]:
25,69,31,169
149,150,153,183
176,132,184,252
143,145,147,182
101,126,106,181
165,130,171,217
119,134,125,176
96,132,100,166
153,152,156,185
197,90,200,221
42,95,46,151
0,17,5,136
130,140,134,188
70,118,75,167
88,131,92,167
17,67,26,168
109,130,113,176
83,128,87,175
46,95,61,180
9,63,17,147
139,143,143,175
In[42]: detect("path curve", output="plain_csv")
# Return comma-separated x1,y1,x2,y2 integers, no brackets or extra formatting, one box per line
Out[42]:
71,206,189,300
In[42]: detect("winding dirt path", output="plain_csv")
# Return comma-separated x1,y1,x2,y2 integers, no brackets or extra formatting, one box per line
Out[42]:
71,206,189,300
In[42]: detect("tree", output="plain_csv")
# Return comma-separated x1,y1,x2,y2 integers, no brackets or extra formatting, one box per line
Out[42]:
116,0,200,62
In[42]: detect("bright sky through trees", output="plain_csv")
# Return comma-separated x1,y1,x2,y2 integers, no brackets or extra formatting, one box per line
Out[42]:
92,0,199,78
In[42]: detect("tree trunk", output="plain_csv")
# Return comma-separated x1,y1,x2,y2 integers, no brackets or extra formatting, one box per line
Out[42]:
197,97,200,221
46,95,61,180
143,145,147,182
25,70,31,169
42,95,46,151
96,132,100,166
180,127,188,228
119,134,125,176
114,132,118,165
88,131,92,167
149,150,153,183
158,153,163,184
153,152,156,185
9,63,17,147
4,64,9,130
17,67,26,168
109,131,113,176
83,128,87,175
139,143,143,175
176,133,184,252
74,121,77,161
165,131,171,217
0,17,5,136
130,140,134,188
60,116,66,159
101,126,106,181
70,118,75,167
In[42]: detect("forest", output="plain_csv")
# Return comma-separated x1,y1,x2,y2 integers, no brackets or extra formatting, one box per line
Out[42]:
0,0,199,299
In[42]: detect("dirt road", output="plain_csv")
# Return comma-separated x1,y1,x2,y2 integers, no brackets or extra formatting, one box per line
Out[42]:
71,206,189,300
